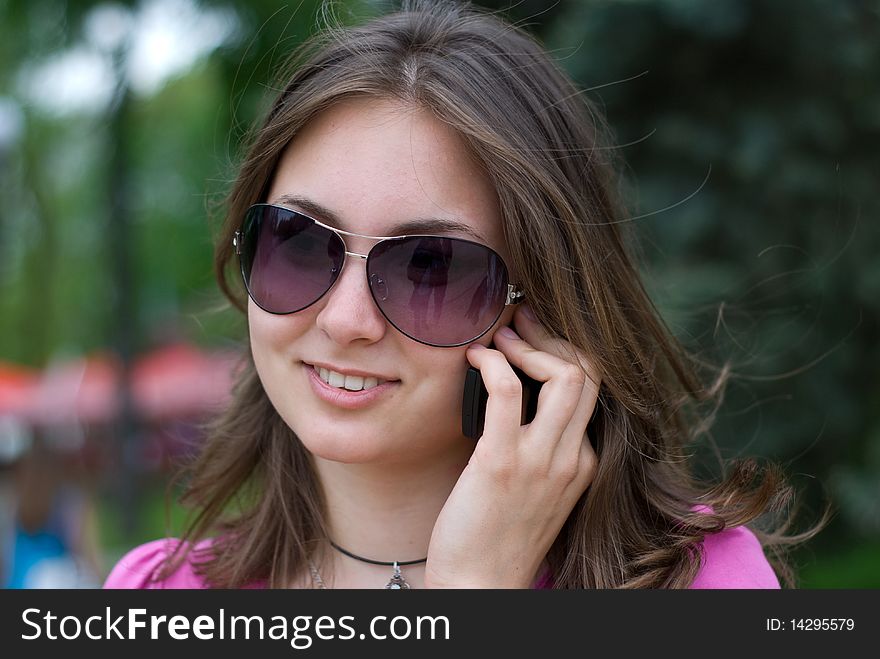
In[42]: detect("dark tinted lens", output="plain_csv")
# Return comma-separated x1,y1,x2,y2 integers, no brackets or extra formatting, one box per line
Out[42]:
239,205,344,313
367,236,509,346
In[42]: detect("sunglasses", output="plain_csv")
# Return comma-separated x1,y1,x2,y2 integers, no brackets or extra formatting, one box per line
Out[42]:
233,204,525,347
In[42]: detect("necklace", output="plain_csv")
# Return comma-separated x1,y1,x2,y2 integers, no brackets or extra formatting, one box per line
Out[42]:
308,542,428,589
308,560,327,589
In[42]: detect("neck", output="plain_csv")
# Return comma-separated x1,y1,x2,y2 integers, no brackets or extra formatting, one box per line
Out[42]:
311,441,472,588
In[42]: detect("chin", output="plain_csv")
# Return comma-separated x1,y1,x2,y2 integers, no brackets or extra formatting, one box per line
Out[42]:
293,416,468,467
298,431,400,465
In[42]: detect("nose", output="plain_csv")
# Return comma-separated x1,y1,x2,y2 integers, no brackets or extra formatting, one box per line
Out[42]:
314,252,388,345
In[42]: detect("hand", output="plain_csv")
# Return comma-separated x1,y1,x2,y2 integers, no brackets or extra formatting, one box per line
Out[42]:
424,304,601,588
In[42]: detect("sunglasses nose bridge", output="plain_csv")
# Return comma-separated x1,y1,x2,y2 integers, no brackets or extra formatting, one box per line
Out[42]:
331,225,379,264
334,249,367,283
326,225,372,276
325,247,377,303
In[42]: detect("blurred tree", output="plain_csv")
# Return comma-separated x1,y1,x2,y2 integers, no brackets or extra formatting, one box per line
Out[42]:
539,0,879,583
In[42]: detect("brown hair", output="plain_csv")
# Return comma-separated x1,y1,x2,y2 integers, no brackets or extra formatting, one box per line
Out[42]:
168,0,824,588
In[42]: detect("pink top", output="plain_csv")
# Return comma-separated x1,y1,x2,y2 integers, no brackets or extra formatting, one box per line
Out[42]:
103,524,779,589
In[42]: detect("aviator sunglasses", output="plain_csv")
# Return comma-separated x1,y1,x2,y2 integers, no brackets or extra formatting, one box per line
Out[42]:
234,204,525,347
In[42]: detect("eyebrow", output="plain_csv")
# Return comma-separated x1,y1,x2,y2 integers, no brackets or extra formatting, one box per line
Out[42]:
271,194,487,242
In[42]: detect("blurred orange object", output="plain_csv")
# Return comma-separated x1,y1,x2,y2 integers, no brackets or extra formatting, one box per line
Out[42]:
131,343,240,422
3,344,240,427
32,352,122,426
0,363,40,418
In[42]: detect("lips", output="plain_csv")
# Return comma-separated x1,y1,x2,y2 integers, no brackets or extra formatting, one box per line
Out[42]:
304,363,399,409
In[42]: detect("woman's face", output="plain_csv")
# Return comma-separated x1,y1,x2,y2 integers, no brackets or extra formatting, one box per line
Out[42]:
249,96,515,465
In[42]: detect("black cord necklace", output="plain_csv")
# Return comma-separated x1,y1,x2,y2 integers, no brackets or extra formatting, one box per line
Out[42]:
328,540,428,589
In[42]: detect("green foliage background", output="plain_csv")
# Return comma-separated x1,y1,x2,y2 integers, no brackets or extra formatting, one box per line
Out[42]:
1,0,877,586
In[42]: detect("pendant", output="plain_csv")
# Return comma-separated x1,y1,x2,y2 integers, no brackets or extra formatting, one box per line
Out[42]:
384,562,410,589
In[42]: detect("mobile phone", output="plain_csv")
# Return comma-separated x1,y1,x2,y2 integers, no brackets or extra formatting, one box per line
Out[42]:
462,361,542,440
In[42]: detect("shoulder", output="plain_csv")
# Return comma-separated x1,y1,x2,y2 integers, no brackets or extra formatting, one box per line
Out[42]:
103,538,212,589
690,524,780,589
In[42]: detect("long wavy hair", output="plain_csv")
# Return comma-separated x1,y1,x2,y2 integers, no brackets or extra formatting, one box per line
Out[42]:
166,0,823,588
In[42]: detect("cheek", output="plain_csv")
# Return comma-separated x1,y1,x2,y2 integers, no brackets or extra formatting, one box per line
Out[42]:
409,347,470,419
248,299,313,362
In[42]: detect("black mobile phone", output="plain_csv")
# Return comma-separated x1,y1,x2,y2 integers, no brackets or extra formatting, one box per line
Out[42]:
462,361,542,440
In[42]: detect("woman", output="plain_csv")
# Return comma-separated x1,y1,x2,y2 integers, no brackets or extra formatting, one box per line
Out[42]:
105,0,815,589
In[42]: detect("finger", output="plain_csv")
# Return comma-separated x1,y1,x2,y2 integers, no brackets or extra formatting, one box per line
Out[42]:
498,315,602,456
560,431,599,495
493,327,598,494
492,326,585,442
553,385,599,477
545,378,600,495
553,356,601,457
465,344,525,446
512,304,602,431
512,304,601,391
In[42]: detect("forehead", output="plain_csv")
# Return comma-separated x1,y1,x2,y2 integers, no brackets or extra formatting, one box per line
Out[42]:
266,97,506,255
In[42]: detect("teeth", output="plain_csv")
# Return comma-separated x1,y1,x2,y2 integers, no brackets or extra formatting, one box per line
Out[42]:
344,374,364,390
328,371,345,388
316,366,385,391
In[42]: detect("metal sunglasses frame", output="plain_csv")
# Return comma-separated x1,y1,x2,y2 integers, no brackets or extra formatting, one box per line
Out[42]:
233,203,526,347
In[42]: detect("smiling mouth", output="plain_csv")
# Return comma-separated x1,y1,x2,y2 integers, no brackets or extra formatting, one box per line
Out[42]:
312,365,387,391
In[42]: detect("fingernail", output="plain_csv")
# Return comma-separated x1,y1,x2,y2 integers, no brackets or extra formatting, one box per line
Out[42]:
497,326,518,339
467,343,486,351
521,304,536,321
